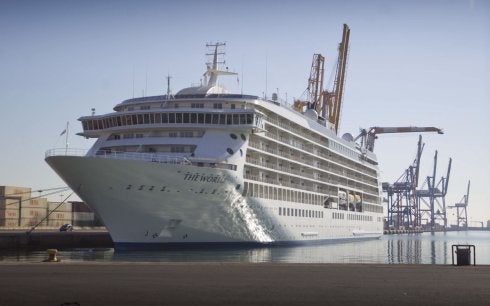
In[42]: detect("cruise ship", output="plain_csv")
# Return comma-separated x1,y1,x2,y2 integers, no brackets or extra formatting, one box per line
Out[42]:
46,25,385,249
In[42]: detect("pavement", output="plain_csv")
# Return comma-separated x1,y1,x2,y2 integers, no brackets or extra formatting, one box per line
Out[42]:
0,262,489,305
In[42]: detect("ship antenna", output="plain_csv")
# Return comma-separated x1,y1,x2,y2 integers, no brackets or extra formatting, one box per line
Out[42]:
241,56,244,95
265,52,268,99
132,66,135,98
145,70,148,97
166,74,172,98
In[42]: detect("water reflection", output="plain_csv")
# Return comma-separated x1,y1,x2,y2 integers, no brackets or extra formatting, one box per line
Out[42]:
1,231,489,264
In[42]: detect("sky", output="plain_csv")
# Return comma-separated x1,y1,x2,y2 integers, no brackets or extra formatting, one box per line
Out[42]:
1,0,489,225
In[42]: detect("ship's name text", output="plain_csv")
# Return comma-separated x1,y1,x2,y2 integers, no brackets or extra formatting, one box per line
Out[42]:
183,172,226,183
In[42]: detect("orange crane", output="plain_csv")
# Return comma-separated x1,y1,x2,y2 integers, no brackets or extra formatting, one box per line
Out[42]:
309,54,325,114
294,24,350,136
294,54,325,113
324,23,350,134
354,126,444,152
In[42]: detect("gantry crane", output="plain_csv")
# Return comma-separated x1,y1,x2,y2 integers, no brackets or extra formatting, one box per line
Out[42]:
416,150,452,229
448,180,470,229
383,135,424,229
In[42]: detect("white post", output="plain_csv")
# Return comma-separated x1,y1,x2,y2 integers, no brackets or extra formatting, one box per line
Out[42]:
65,121,69,155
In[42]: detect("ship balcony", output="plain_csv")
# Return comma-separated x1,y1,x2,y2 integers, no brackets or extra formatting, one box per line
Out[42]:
248,141,378,188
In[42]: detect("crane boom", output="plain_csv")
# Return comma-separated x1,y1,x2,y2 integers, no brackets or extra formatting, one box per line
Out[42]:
355,126,443,152
309,54,325,114
329,23,350,134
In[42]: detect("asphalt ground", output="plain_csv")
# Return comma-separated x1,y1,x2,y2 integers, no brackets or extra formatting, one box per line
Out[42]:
0,262,488,306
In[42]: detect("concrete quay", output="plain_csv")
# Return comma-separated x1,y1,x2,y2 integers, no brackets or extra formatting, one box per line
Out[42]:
0,230,113,250
0,262,488,306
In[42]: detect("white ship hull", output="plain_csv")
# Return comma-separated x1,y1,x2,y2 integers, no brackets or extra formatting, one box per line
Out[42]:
46,155,382,249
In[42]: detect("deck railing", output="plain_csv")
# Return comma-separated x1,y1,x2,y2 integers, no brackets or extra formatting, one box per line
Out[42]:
45,148,191,165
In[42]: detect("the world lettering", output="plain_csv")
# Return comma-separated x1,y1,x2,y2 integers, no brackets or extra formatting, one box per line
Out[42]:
183,172,226,183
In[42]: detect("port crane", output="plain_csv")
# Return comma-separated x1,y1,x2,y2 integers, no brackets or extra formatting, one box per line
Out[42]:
354,126,443,152
448,180,470,229
295,24,444,154
294,24,350,135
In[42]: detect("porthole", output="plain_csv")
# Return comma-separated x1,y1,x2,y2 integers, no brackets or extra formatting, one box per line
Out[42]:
230,133,237,140
240,134,246,141
227,148,234,155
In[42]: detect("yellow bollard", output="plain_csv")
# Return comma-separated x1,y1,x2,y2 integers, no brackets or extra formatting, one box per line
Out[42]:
43,249,61,262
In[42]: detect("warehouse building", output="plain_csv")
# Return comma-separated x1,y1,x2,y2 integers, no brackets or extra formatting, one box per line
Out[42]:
0,185,103,229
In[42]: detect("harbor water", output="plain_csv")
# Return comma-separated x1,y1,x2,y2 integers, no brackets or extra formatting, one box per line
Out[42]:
1,230,489,264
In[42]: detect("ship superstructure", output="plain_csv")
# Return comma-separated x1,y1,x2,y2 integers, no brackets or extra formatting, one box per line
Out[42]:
46,31,387,249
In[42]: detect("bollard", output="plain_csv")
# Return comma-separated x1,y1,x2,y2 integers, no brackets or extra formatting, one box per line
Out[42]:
43,249,61,262
451,245,475,266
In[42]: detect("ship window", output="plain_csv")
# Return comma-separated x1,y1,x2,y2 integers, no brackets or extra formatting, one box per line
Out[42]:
213,103,222,109
212,114,219,124
247,114,253,124
231,104,235,109
190,113,197,123
233,114,239,124
230,133,237,139
183,113,190,123
161,113,168,123
169,132,178,137
176,113,182,123
241,134,246,141
144,114,150,124
132,115,138,125
205,114,212,124
137,114,143,124
198,113,204,123
116,116,122,126
240,114,246,124
171,146,185,153
219,114,226,124
279,207,282,216
169,113,176,123
155,113,161,123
